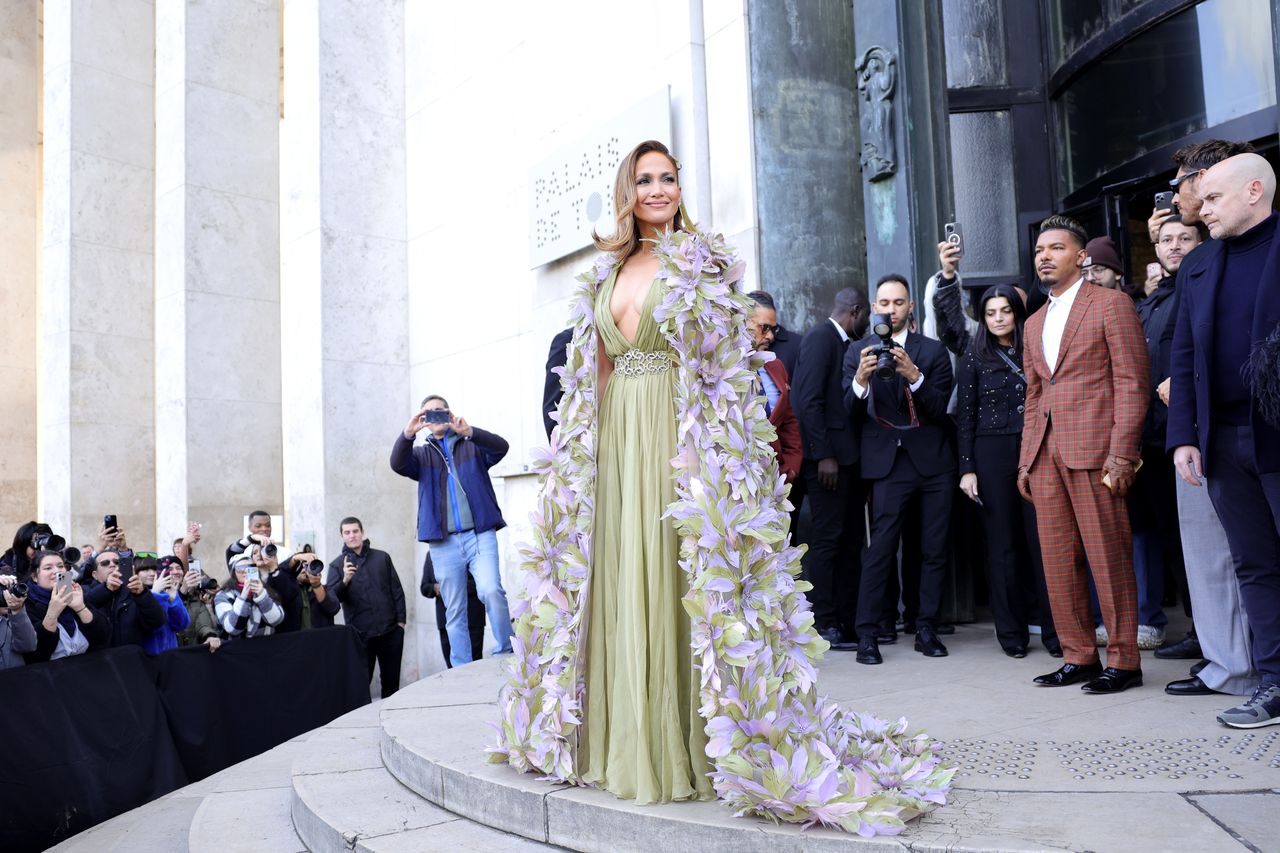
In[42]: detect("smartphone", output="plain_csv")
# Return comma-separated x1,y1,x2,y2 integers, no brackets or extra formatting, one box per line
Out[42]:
421,409,451,425
54,571,73,596
246,565,259,583
1153,191,1174,212
104,514,118,532
1146,262,1162,280
189,559,202,575
943,221,963,258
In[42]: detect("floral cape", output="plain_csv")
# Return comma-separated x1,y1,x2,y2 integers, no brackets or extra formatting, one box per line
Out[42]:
490,230,953,836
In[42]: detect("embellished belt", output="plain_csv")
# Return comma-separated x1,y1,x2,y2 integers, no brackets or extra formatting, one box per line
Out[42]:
613,349,674,377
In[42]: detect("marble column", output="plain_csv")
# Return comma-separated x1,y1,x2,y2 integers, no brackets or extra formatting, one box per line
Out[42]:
0,3,39,540
747,0,865,329
281,0,415,679
154,0,283,570
40,0,156,547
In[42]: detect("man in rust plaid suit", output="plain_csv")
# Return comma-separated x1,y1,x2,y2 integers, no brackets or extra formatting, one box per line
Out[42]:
1017,215,1151,694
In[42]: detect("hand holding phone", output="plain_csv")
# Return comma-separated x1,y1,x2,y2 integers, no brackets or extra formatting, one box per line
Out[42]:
943,221,964,259
342,557,358,584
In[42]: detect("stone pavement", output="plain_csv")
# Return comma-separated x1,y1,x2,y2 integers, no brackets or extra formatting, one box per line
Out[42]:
49,613,1280,852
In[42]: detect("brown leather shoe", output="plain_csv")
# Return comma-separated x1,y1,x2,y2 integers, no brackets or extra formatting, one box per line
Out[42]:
1033,661,1102,686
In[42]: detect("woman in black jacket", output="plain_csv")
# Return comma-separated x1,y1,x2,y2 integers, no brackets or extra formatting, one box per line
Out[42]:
955,285,1059,659
22,550,109,662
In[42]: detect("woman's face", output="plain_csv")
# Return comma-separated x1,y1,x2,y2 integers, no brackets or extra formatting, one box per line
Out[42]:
984,296,1015,340
632,151,681,235
34,554,68,590
233,566,248,589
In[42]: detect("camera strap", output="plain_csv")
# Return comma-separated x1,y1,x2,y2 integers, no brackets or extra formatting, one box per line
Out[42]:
869,381,920,431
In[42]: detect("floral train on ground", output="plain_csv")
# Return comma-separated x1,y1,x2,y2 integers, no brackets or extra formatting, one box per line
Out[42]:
489,229,953,836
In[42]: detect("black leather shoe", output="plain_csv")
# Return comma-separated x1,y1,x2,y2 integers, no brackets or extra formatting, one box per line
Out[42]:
1081,667,1143,694
1154,633,1202,660
1004,646,1028,659
1033,661,1102,686
1190,659,1208,676
1045,640,1064,658
876,631,898,645
856,637,882,665
914,627,949,657
1165,675,1220,696
819,626,858,651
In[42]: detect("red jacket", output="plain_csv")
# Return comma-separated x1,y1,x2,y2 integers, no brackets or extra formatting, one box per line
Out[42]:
762,358,803,483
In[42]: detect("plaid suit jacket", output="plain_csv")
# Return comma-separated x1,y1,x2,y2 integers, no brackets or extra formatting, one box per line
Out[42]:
1019,281,1150,471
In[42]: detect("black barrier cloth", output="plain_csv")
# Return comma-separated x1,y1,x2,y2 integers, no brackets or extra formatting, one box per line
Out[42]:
0,627,370,852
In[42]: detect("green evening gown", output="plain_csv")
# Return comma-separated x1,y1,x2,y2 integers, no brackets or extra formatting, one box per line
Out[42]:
578,268,715,804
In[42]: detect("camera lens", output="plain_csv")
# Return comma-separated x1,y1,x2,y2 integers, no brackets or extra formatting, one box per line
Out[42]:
6,582,27,598
875,349,897,382
263,543,277,558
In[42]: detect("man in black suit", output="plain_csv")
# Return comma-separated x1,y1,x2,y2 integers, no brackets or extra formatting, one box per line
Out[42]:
770,322,801,380
1169,152,1280,728
845,274,955,664
541,328,574,439
791,287,870,651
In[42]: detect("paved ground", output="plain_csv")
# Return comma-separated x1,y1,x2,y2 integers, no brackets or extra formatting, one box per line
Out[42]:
48,610,1280,852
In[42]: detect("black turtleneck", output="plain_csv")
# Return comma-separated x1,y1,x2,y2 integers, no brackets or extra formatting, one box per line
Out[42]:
1212,212,1278,425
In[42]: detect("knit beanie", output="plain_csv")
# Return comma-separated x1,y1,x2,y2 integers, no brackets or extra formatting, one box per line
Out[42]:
1082,237,1123,274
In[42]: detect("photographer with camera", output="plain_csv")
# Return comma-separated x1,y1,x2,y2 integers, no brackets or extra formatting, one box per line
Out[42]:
225,510,290,568
391,395,512,668
215,551,284,639
0,574,36,669
327,518,406,697
844,274,956,666
2,521,62,580
22,550,109,662
283,548,339,631
136,557,191,655
82,536,168,650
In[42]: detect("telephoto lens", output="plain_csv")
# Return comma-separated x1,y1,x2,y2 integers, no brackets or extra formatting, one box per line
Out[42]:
263,542,278,559
5,582,28,598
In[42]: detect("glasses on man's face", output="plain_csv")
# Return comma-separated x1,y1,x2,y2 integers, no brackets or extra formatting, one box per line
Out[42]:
756,324,779,335
1083,266,1109,280
97,558,120,567
1169,171,1200,191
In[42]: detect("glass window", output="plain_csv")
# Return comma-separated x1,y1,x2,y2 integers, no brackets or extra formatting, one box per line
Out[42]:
942,0,1008,88
949,110,1020,278
1055,0,1276,194
1047,0,1107,68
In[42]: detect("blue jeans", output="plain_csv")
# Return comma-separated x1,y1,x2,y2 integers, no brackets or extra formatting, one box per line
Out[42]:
430,529,513,666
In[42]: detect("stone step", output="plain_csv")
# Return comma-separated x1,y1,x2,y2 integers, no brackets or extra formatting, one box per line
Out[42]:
290,720,555,852
189,786,306,853
376,658,894,853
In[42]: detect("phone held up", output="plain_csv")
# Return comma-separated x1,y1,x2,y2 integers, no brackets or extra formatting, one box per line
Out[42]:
104,514,118,533
1153,191,1174,212
943,221,963,258
421,409,451,425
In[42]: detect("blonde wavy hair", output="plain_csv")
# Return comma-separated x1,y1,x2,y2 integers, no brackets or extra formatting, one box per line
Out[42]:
592,140,689,258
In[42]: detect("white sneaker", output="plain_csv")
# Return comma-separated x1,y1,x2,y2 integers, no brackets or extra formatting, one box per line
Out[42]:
1095,625,1109,647
1137,625,1165,650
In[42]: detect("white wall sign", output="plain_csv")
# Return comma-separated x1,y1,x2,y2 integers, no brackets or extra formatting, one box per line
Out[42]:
529,89,672,268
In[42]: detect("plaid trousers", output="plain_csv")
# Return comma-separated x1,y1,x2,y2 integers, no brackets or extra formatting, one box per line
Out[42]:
1030,424,1141,670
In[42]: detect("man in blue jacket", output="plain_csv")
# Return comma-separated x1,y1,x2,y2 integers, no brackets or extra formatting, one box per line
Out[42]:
391,395,513,667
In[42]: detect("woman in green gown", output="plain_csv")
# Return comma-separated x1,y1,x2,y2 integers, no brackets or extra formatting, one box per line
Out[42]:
577,141,712,803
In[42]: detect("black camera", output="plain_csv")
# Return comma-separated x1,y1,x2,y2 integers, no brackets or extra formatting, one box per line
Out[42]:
32,532,66,553
198,576,219,591
3,581,28,599
262,542,278,559
867,313,899,381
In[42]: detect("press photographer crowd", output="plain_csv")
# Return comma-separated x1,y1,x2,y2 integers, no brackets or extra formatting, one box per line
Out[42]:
0,512,410,697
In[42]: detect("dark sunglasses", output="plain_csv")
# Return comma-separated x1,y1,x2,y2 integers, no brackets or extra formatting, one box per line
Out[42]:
97,558,120,566
756,323,780,335
1169,170,1201,190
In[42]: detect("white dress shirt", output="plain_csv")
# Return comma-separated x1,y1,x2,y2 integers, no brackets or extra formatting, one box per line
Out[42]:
828,316,849,343
1041,277,1083,374
851,327,925,400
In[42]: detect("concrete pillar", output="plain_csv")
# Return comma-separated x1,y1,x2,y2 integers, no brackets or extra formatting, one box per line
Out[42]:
747,0,865,329
281,0,415,679
852,0,955,301
0,3,39,539
40,0,155,546
154,0,283,571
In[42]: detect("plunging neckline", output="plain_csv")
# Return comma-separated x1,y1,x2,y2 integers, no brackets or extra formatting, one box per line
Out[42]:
602,267,663,350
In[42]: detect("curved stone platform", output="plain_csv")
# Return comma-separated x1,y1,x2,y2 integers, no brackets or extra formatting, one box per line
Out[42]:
375,623,1280,852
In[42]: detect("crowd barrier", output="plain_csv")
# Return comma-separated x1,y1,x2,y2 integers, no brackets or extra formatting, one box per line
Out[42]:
0,627,371,852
